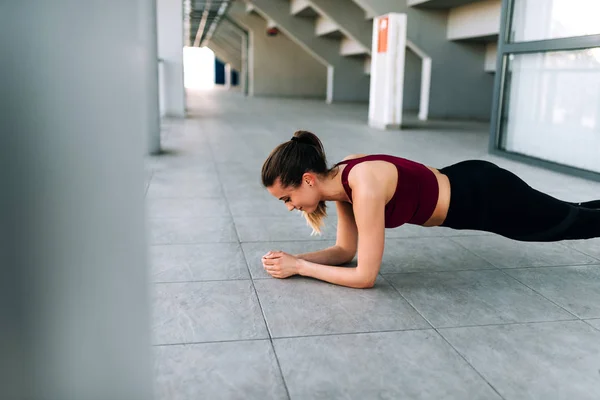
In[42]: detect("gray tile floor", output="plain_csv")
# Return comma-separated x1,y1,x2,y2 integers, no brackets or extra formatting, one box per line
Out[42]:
149,88,600,400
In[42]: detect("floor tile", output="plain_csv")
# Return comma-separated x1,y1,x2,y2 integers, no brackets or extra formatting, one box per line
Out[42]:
254,277,429,338
384,224,448,239
586,319,600,331
273,330,500,399
437,227,495,237
505,265,600,318
151,243,250,282
154,341,287,400
147,159,217,174
440,321,600,400
380,237,495,273
228,195,293,218
220,176,265,197
146,173,223,198
242,240,337,279
450,235,597,268
235,216,337,242
146,89,600,398
386,270,574,327
149,163,217,176
563,238,600,260
228,195,339,218
147,198,229,219
150,217,238,244
152,281,268,344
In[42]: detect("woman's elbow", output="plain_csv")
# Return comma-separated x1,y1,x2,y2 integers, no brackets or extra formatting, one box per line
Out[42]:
337,247,356,265
355,275,376,289
342,253,356,265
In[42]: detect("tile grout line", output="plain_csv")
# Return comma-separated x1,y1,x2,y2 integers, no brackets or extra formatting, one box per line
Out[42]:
144,171,154,197
379,276,507,399
377,274,437,328
239,243,292,400
208,132,293,400
445,235,505,271
151,316,588,348
153,278,253,285
377,273,588,400
432,318,581,330
153,337,271,347
150,240,241,246
379,261,600,276
583,319,600,333
561,242,600,262
443,235,600,270
379,266,499,275
496,268,583,320
435,329,507,400
381,266,583,327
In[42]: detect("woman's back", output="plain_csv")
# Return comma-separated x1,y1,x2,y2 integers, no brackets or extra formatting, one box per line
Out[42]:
334,154,444,228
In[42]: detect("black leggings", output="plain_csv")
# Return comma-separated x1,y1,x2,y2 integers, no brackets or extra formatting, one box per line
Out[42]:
439,160,600,242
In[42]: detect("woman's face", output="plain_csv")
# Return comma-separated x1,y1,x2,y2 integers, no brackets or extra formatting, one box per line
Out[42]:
267,174,320,213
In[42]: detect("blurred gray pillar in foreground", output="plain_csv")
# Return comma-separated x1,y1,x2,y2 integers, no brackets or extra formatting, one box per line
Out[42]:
141,0,162,154
0,2,154,400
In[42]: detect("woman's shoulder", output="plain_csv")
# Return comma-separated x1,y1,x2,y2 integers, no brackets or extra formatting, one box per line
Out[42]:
340,153,369,162
339,154,391,191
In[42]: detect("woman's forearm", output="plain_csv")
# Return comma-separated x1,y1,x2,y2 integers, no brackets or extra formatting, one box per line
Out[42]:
296,259,375,289
294,245,354,266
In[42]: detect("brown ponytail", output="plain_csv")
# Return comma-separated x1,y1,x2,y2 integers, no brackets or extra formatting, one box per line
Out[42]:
261,130,334,235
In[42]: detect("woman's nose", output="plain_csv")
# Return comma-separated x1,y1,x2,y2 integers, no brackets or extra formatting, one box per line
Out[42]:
286,203,295,211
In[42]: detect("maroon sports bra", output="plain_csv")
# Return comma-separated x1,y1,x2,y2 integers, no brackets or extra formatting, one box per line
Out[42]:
334,154,439,228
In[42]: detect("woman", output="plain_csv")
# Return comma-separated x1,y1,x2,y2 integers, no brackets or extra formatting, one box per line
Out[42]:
260,130,600,289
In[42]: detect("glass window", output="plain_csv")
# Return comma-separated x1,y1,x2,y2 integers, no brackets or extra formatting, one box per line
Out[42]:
499,48,600,173
510,0,600,42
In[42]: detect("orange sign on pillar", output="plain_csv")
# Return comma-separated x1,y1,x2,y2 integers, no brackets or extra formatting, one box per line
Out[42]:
377,16,389,53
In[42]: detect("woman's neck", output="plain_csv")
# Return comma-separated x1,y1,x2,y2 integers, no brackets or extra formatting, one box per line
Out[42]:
319,169,349,203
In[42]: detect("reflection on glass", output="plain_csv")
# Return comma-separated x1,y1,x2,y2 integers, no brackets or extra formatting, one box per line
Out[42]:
500,48,600,173
511,0,600,42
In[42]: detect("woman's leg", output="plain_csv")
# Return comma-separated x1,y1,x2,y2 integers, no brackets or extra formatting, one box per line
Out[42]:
441,160,600,242
568,200,600,209
480,166,600,241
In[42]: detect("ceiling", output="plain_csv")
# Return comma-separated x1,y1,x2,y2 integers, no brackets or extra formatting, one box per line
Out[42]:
185,0,233,47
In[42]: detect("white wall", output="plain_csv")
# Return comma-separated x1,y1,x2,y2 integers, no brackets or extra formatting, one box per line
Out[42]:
485,42,497,72
230,7,327,98
447,0,501,40
157,0,186,117
252,27,327,98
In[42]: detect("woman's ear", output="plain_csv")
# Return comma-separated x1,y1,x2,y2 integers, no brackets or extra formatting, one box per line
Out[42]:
302,172,314,187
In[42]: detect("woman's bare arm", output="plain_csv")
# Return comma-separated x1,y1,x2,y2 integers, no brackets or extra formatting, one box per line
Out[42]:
295,169,386,288
294,201,358,265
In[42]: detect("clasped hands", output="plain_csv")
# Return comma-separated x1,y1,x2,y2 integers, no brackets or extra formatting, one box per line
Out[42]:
261,250,301,279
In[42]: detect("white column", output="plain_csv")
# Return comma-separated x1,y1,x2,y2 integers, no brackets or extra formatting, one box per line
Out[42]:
140,0,162,154
225,63,232,89
158,0,186,117
0,2,154,400
241,33,249,95
368,13,407,130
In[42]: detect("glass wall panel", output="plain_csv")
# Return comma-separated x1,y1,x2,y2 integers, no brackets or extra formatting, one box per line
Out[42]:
510,0,600,42
499,48,600,173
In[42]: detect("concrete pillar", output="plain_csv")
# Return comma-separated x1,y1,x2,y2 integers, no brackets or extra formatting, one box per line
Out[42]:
0,2,154,400
140,0,162,154
241,32,249,95
158,0,186,117
247,0,369,102
225,63,232,89
369,14,408,129
352,0,495,120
